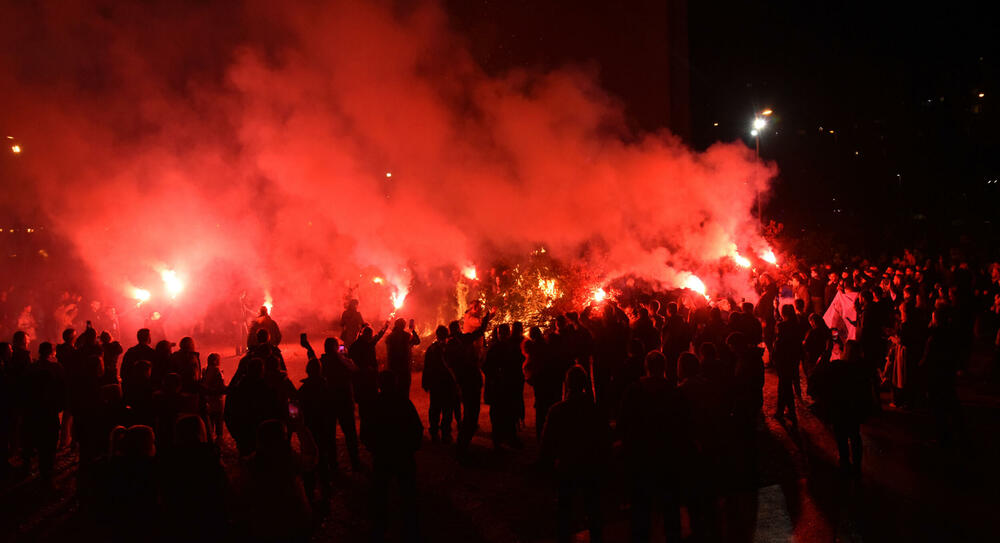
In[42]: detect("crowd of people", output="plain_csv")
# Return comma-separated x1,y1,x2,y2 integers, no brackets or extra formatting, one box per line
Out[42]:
0,251,997,542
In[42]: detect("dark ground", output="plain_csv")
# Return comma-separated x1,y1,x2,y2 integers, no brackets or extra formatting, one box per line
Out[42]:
3,344,999,542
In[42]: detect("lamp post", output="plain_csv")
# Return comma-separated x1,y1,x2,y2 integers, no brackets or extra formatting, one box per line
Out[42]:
751,115,768,225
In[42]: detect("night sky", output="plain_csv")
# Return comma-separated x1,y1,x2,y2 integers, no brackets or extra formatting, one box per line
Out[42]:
449,0,998,254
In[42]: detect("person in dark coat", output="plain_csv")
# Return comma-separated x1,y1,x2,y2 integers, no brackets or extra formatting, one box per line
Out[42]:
422,325,459,443
802,313,833,395
99,331,123,385
120,328,156,397
22,342,67,484
224,358,274,456
921,309,964,445
522,326,560,442
483,323,524,449
169,336,202,394
541,365,610,543
247,305,282,348
158,415,228,541
809,340,872,478
618,351,686,542
772,305,804,425
385,318,420,398
306,335,361,471
296,355,335,500
350,323,387,448
370,371,423,543
339,299,364,347
446,312,492,459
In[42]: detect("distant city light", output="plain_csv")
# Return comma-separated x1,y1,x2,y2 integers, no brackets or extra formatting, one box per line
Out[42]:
761,108,774,116
385,172,392,178
752,117,767,130
750,129,759,137
978,92,986,98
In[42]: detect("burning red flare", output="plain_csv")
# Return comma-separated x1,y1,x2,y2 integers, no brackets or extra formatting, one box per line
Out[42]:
682,274,709,299
131,287,151,305
160,269,184,299
462,266,478,281
760,248,777,265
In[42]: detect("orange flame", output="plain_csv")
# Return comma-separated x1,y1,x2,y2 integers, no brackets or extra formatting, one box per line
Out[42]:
592,287,608,303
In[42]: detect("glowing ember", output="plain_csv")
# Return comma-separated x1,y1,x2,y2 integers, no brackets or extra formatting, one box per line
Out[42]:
592,287,608,303
372,276,384,284
760,248,778,265
263,291,274,313
132,287,151,305
538,278,558,299
160,269,184,298
462,265,478,280
682,274,709,299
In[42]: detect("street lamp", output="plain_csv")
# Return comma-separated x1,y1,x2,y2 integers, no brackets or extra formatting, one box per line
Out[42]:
751,112,771,226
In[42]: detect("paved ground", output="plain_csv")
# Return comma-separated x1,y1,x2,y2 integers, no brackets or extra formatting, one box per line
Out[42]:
3,343,999,542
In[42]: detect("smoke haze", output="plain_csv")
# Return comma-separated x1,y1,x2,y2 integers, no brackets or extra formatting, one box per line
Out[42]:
0,0,774,331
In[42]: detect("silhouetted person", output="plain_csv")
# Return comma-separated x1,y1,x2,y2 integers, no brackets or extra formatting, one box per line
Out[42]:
0,342,11,477
234,329,286,385
247,305,282,348
810,340,871,478
225,358,273,455
169,336,202,394
317,336,362,470
152,372,198,452
340,299,364,347
100,425,158,542
728,332,764,488
296,355,335,500
773,304,803,425
619,351,686,542
200,353,226,444
8,333,32,461
152,339,174,390
446,312,492,459
370,371,423,543
921,309,965,445
422,325,459,443
22,342,66,484
523,326,559,442
541,365,609,543
99,330,123,385
121,358,153,426
238,419,317,543
385,318,420,398
660,302,692,368
350,323,387,448
631,307,660,354
158,415,228,541
483,323,524,449
120,328,155,396
803,313,832,394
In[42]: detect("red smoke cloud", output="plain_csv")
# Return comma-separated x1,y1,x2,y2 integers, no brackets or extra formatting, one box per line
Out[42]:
1,1,773,332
